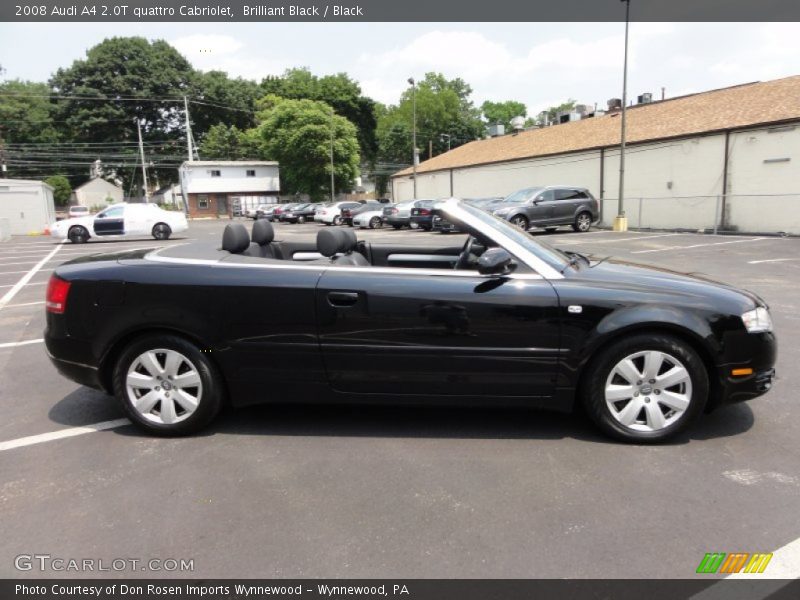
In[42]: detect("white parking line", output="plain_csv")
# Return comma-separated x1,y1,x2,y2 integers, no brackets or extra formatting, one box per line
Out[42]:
748,258,800,264
0,338,44,349
0,241,63,310
631,238,767,254
0,418,131,452
562,233,683,245
0,268,54,275
2,301,45,308
0,281,47,289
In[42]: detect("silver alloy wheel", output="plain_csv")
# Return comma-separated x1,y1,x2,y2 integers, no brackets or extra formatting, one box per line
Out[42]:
369,216,382,229
126,348,203,425
511,215,528,229
576,213,592,231
604,350,692,432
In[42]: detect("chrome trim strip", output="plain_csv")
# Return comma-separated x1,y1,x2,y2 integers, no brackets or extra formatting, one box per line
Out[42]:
45,347,99,370
146,249,543,280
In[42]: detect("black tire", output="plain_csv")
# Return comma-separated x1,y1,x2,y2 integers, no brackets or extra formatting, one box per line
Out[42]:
581,333,709,443
332,216,342,226
112,334,224,436
152,223,172,240
572,211,593,232
510,215,529,230
368,216,382,229
68,225,89,244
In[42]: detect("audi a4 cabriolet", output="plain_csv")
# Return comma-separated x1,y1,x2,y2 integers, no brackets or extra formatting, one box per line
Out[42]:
44,199,776,442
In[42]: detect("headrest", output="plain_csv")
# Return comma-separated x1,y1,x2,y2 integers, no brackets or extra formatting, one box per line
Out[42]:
222,224,250,254
317,228,344,257
252,219,274,245
340,228,358,251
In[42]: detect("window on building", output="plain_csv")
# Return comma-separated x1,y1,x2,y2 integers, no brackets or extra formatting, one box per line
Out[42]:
208,170,221,177
246,169,256,177
198,195,209,209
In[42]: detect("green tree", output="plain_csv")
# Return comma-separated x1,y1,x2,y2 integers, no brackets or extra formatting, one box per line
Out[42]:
255,96,360,200
481,100,527,131
0,80,60,144
260,68,377,162
49,37,196,189
199,123,265,160
45,175,72,206
190,70,260,135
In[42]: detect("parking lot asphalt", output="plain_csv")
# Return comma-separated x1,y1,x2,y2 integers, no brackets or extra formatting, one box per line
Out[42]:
1,218,799,579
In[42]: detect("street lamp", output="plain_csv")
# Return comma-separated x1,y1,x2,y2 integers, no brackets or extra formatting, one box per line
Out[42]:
439,133,451,152
408,77,417,200
615,0,631,232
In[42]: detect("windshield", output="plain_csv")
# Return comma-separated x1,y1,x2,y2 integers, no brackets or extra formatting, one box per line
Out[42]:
451,201,569,269
503,188,542,204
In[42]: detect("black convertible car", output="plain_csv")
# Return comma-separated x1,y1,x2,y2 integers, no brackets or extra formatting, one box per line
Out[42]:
44,199,776,442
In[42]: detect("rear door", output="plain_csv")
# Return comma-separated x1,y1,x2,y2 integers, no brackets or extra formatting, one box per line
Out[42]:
315,266,561,398
93,205,125,236
553,189,586,223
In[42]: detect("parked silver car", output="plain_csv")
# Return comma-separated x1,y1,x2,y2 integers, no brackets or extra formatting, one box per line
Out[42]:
492,186,599,232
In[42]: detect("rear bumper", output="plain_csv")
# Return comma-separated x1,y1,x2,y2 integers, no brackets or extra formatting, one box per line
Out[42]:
410,216,433,228
44,333,106,392
385,217,409,227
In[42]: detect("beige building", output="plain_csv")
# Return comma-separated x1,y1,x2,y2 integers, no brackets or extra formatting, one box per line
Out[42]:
392,76,800,234
71,177,124,208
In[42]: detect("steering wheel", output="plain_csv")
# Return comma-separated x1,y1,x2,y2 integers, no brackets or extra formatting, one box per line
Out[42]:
455,235,476,270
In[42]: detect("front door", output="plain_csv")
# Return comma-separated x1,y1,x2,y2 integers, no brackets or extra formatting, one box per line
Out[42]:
93,205,125,236
216,195,228,217
316,268,561,398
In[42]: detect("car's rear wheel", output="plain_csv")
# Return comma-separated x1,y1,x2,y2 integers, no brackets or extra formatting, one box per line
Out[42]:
152,223,172,240
573,211,592,232
510,215,529,230
582,334,708,443
332,216,342,226
68,225,89,244
112,334,223,436
369,216,382,229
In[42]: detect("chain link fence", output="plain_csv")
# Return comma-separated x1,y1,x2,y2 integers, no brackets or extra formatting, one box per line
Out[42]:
600,195,800,236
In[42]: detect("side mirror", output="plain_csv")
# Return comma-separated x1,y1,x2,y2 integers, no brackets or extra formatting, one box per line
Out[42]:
477,248,517,276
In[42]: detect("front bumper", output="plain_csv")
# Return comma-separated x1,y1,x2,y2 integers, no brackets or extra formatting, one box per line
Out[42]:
712,331,777,408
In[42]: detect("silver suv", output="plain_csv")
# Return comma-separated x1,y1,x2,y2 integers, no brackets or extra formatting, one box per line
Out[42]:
492,186,599,232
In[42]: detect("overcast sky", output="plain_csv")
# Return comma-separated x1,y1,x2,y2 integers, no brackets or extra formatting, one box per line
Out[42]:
1,22,799,114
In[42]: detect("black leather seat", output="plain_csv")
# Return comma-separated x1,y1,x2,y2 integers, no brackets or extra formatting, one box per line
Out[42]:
315,228,370,266
221,223,250,254
246,219,280,258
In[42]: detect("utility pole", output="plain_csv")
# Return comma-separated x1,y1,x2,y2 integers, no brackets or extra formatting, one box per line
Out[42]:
0,128,7,179
408,77,417,199
615,0,631,232
137,119,150,201
329,106,335,203
184,96,194,162
429,139,433,159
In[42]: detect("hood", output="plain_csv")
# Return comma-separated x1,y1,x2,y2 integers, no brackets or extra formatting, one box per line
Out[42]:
569,256,765,311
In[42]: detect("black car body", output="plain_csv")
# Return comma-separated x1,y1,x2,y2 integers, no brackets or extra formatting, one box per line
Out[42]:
279,203,317,224
341,201,384,226
409,200,436,230
45,199,776,442
492,186,600,232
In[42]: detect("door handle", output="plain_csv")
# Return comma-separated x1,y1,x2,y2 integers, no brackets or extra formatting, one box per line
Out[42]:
327,291,359,307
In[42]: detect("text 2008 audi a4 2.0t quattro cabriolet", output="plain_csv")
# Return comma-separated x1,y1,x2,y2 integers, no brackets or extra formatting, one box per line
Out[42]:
44,199,776,442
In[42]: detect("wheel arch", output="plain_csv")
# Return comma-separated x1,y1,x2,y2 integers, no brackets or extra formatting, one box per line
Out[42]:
98,326,229,402
573,321,722,412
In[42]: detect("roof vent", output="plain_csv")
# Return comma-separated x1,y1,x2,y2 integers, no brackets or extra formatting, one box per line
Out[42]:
637,92,653,104
510,116,526,132
607,98,622,111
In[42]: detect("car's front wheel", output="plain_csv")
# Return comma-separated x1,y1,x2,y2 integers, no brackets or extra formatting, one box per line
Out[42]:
572,211,592,232
68,225,89,244
152,223,172,240
369,216,382,229
112,334,224,436
582,334,708,443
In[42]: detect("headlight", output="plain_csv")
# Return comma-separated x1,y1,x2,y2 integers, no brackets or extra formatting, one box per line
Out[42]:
741,307,773,333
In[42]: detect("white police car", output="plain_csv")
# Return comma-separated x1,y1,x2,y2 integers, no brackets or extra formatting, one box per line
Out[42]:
50,203,189,244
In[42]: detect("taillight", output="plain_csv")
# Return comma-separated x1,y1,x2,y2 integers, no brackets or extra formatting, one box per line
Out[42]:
46,275,71,314
419,208,431,216
391,208,398,215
